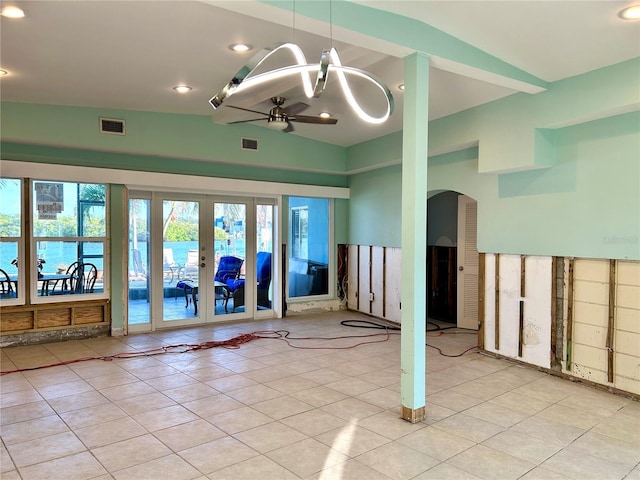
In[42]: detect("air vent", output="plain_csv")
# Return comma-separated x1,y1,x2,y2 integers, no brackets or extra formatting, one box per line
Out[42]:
99,117,125,135
241,138,258,151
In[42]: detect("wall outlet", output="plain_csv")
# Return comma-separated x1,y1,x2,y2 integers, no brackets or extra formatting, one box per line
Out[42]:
369,292,374,301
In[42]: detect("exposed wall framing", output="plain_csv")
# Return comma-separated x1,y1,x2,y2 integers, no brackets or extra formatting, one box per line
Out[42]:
607,259,616,383
518,255,526,357
494,254,500,350
566,258,639,394
346,245,401,323
566,258,575,370
478,253,485,350
550,257,565,370
344,244,639,397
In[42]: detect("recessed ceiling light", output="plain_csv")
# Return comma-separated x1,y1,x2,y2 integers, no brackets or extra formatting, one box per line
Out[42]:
229,43,252,53
0,70,8,76
1,6,25,18
319,112,331,119
619,4,640,19
172,85,192,93
398,83,405,91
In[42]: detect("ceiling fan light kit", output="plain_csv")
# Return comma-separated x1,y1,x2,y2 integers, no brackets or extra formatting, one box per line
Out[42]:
224,96,337,133
209,42,394,128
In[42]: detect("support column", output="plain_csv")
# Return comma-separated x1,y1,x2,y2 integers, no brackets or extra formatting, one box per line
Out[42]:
110,184,128,337
400,52,430,423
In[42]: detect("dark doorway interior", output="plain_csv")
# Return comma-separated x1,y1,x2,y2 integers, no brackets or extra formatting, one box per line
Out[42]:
427,245,457,323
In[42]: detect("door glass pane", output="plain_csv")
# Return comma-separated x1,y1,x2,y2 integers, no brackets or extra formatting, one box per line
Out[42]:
214,202,245,315
256,204,273,310
128,199,150,325
163,200,199,321
288,197,329,297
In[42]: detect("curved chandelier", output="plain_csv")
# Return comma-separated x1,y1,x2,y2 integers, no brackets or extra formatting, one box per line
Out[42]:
209,42,394,124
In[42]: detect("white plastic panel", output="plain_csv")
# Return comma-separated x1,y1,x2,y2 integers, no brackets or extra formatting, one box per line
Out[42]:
371,247,385,319
384,247,402,323
358,246,371,315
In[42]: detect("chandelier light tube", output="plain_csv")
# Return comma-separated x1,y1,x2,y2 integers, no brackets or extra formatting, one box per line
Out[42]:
210,42,394,124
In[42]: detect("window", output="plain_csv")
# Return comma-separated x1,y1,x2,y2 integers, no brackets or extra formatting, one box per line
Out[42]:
31,181,108,300
0,178,23,305
291,206,308,259
288,197,330,298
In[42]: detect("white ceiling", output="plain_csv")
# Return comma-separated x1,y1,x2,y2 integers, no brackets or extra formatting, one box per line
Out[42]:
1,1,638,147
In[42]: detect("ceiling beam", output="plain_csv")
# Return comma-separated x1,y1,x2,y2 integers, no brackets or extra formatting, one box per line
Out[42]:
205,0,548,95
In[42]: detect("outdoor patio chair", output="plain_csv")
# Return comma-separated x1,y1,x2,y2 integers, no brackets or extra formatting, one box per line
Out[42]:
0,268,15,299
49,261,80,295
183,249,199,279
65,263,98,294
163,248,183,283
214,256,244,313
256,251,272,309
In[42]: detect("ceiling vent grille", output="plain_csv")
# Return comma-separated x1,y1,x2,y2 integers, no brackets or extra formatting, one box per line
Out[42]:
99,117,125,135
241,138,258,151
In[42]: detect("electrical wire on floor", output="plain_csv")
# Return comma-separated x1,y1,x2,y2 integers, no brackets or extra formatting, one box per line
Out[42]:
1,323,399,375
1,318,479,375
340,318,479,358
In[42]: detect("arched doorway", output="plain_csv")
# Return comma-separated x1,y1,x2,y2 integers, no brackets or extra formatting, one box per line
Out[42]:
427,191,479,330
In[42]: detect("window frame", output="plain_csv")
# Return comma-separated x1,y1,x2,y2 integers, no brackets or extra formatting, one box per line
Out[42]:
29,179,110,304
0,178,26,306
287,196,333,301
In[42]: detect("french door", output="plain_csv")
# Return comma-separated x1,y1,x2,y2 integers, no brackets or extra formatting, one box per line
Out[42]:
128,193,275,331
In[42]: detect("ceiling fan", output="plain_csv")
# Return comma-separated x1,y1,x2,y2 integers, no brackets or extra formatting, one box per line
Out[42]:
226,96,337,133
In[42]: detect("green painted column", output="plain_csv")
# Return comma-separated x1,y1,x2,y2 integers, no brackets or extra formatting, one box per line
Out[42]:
400,52,429,423
109,184,127,336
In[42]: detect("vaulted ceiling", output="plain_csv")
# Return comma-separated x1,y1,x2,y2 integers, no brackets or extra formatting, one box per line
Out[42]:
1,1,638,147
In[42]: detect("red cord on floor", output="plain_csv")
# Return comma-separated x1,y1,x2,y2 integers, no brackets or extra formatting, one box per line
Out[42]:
0,329,398,375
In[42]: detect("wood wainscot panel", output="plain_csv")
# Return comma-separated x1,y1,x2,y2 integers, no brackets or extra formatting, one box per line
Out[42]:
1,299,109,336
0,311,35,332
37,308,72,328
74,306,105,325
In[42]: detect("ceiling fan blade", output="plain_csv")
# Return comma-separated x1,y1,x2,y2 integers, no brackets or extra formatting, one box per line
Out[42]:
291,115,338,125
227,118,266,124
282,102,309,116
227,105,269,116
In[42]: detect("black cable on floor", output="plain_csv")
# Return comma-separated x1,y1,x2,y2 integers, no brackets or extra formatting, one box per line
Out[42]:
340,318,478,357
340,319,400,330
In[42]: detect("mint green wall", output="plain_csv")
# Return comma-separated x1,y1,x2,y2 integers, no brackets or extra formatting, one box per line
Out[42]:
430,59,639,173
347,164,402,247
334,198,348,246
1,141,348,188
0,103,348,178
349,111,639,260
347,60,640,260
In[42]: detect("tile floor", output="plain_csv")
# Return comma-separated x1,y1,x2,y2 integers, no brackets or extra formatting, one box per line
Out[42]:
1,311,638,480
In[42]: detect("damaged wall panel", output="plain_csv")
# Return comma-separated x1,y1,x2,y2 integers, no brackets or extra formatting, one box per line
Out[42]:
345,245,401,323
613,261,640,394
483,254,551,368
568,259,611,384
384,247,402,323
345,243,639,397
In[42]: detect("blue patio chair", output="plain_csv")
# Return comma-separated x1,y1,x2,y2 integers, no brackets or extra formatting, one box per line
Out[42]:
256,251,272,309
215,255,244,313
223,252,272,313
